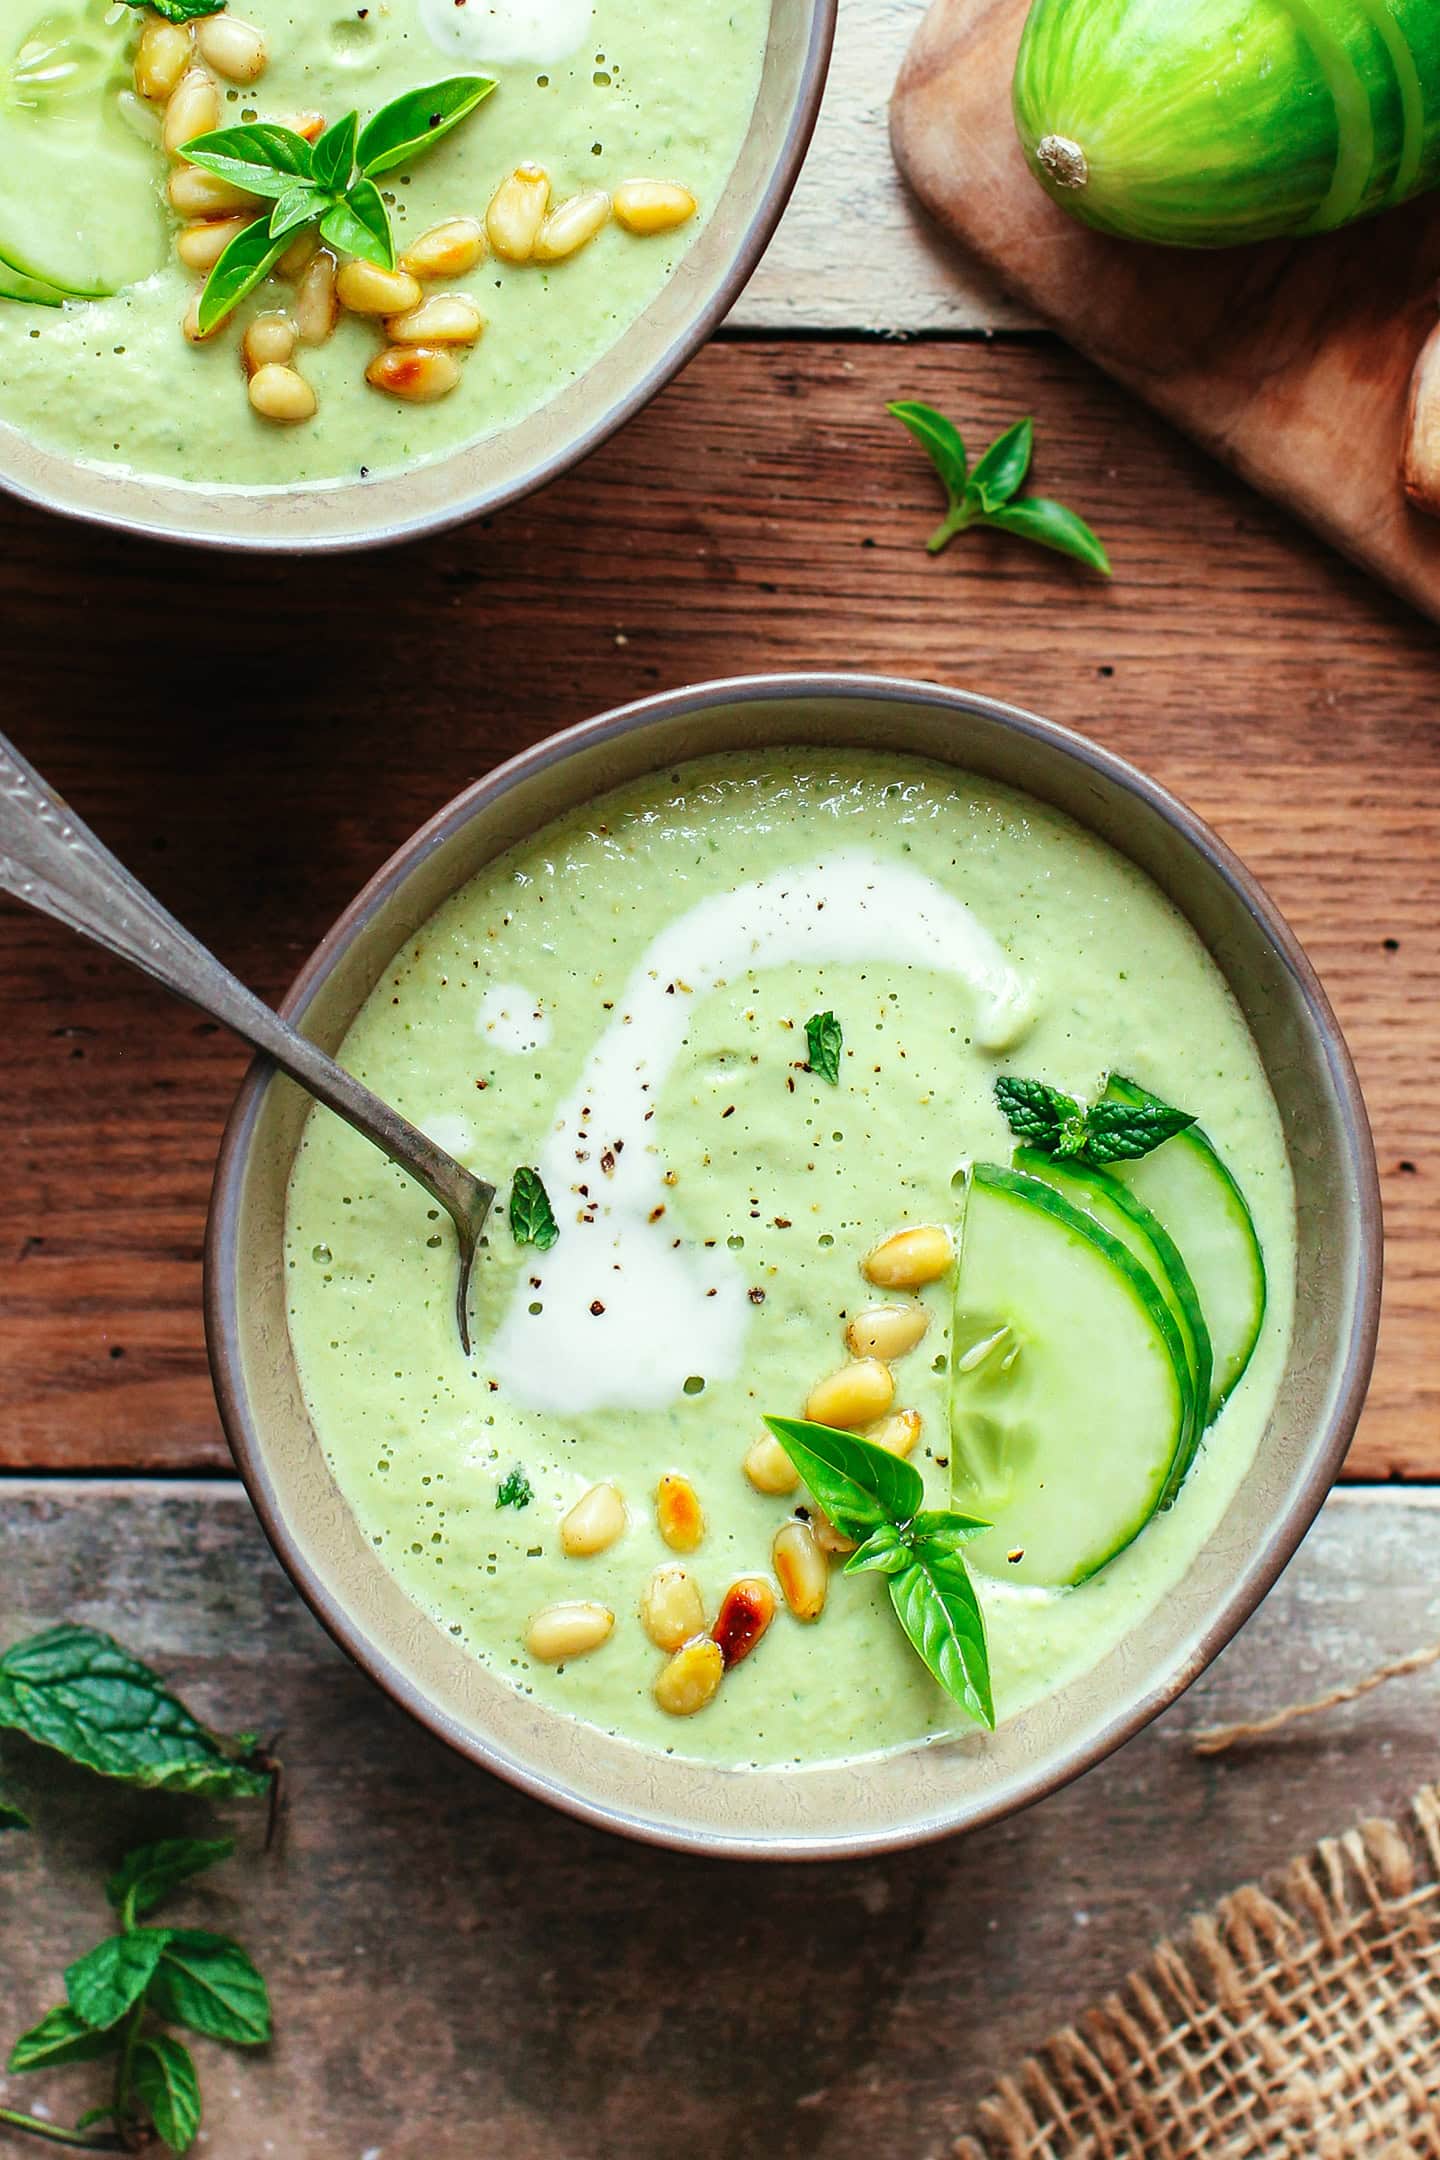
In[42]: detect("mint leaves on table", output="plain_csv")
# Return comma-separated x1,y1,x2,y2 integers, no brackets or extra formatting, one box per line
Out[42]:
804,1010,843,1086
763,1416,994,1728
183,75,494,333
996,1074,1196,1163
888,401,1111,575
508,1166,559,1251
496,1465,534,1510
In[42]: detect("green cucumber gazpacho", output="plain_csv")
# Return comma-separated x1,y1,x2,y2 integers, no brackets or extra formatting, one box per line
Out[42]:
0,0,766,482
285,750,1294,1765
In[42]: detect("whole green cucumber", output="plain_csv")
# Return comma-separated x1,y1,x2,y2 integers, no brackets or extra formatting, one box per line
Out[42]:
1013,0,1440,247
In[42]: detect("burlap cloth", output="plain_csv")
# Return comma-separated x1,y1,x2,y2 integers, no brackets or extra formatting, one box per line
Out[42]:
958,1783,1440,2158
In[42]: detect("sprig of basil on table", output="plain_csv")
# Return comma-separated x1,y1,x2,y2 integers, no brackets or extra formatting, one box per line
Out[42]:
995,1075,1196,1163
888,400,1112,575
763,1417,995,1728
182,75,495,334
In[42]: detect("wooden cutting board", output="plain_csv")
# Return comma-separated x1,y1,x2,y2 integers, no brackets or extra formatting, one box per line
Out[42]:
890,0,1440,625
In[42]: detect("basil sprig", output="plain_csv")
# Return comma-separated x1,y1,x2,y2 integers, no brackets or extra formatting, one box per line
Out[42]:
888,400,1111,575
764,1417,995,1728
183,75,495,334
119,0,223,20
995,1075,1196,1164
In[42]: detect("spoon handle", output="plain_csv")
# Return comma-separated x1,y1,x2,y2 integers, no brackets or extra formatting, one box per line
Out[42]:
0,729,493,1234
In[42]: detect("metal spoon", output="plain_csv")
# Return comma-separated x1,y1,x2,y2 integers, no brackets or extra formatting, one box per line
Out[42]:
0,729,494,1353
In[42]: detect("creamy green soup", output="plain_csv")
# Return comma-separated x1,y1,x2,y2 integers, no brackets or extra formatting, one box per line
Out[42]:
0,0,766,486
284,750,1295,1770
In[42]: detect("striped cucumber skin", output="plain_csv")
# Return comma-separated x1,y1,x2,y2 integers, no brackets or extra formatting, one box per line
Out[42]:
0,255,66,307
1013,0,1440,248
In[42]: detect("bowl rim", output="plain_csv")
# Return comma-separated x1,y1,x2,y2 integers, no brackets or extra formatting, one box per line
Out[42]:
0,0,836,556
205,671,1383,1857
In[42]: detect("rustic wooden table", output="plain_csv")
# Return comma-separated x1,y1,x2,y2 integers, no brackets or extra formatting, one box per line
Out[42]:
3,5,1438,2152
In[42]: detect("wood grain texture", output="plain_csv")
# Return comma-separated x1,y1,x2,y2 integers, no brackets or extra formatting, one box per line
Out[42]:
890,0,1440,624
0,340,1435,1476
4,1481,1440,2158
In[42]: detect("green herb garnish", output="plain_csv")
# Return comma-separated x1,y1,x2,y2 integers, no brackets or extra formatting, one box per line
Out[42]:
182,75,495,334
888,402,1111,575
804,1010,843,1086
995,1075,1196,1163
763,1417,994,1728
119,0,224,20
508,1166,559,1251
496,1466,534,1510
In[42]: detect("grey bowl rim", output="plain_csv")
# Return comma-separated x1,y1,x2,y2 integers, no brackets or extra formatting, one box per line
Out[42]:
204,671,1383,1859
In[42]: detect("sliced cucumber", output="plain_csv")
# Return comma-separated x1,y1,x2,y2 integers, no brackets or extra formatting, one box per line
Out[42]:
1101,1074,1267,1419
1012,1143,1212,1486
949,1163,1193,1587
0,253,65,306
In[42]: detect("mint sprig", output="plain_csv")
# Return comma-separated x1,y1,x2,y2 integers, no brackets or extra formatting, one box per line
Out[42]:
888,401,1111,575
496,1465,534,1510
804,1009,843,1086
763,1417,994,1728
995,1074,1196,1163
183,75,494,334
508,1167,558,1251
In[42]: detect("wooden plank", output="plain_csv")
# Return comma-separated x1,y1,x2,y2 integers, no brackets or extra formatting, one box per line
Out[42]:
3,1481,1439,2157
0,338,1435,1476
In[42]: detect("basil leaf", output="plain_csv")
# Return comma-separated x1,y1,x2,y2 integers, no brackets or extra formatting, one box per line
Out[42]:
309,111,357,195
888,1540,994,1729
887,399,967,504
8,2003,121,2074
909,1508,989,1556
119,0,223,18
804,1009,842,1086
66,1930,168,2030
968,417,1033,512
982,496,1112,576
198,218,291,336
179,123,315,199
763,1417,924,1540
1082,1098,1197,1162
76,2107,120,2132
133,2034,202,2155
357,75,496,178
147,1931,271,2048
321,180,394,269
0,1625,268,1798
106,1838,234,1923
496,1465,534,1509
994,1075,1081,1153
268,182,331,242
844,1524,912,1577
509,1167,558,1251
0,1787,28,1830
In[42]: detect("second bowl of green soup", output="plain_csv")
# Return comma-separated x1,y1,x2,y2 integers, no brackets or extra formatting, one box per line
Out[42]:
207,675,1381,1855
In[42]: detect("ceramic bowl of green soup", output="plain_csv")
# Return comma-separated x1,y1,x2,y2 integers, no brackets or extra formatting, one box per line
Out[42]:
0,0,831,549
207,675,1380,1856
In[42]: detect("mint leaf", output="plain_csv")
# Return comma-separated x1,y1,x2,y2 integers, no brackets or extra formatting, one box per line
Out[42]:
66,1930,168,2030
509,1167,558,1251
1082,1097,1196,1162
804,1010,843,1086
0,1624,268,1799
8,2003,121,2074
133,2034,202,2155
984,497,1111,576
357,76,496,178
887,1539,994,1729
995,1074,1193,1164
321,178,393,269
180,123,315,199
763,1417,923,1541
119,0,223,18
309,111,358,195
197,216,291,336
496,1465,533,1510
994,1075,1082,1151
886,399,967,505
147,1931,270,2048
968,417,1033,511
107,1838,234,1923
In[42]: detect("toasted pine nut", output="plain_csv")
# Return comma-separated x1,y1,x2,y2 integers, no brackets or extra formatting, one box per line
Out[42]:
656,1473,705,1553
640,1563,705,1653
134,17,192,102
808,1506,857,1556
365,345,462,403
176,213,256,273
194,13,268,83
400,217,486,278
247,363,316,424
285,110,327,143
846,1302,930,1362
336,259,423,316
559,1481,626,1558
293,248,338,342
486,162,550,262
653,1636,723,1716
867,1408,923,1459
743,1432,799,1497
612,179,697,235
711,1577,776,1668
805,1358,894,1431
862,1225,953,1290
168,163,258,216
164,68,220,155
385,294,484,347
773,1520,828,1622
242,311,295,371
276,226,318,279
532,188,611,262
525,1601,614,1662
